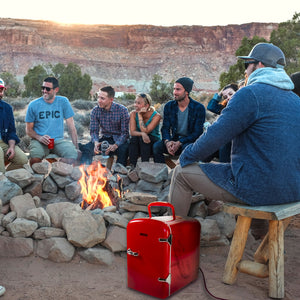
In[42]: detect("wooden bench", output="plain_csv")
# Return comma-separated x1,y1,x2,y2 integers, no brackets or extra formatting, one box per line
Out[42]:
222,201,300,299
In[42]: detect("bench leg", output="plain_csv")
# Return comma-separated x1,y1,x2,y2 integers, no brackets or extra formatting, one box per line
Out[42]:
223,215,252,284
268,220,284,299
254,217,292,264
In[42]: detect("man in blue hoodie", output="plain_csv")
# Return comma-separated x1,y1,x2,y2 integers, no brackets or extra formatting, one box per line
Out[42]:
169,43,300,221
0,78,28,173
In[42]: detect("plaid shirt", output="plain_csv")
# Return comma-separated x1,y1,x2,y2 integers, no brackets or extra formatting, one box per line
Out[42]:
90,102,129,146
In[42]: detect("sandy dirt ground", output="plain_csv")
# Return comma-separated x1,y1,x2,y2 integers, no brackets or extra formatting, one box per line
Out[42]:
0,225,299,300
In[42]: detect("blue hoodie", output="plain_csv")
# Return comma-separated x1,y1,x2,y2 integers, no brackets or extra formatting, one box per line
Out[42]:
180,67,300,205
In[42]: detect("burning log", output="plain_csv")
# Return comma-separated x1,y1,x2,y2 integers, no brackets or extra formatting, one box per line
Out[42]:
78,162,122,211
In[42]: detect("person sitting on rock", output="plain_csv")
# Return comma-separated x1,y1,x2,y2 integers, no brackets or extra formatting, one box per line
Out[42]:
206,83,239,163
129,93,161,168
25,77,80,167
0,78,28,173
79,85,130,167
152,77,206,164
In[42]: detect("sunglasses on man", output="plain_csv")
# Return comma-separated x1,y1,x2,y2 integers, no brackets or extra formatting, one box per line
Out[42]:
41,86,54,92
244,60,259,70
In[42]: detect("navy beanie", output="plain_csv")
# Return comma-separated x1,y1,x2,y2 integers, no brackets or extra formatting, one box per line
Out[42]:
175,77,194,93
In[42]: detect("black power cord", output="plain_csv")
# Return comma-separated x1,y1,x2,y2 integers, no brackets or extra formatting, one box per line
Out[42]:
199,267,229,300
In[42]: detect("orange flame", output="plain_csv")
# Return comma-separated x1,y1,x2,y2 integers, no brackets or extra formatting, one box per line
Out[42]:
79,162,113,209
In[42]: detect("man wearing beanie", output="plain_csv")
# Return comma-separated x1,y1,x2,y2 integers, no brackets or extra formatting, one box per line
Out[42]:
153,77,206,163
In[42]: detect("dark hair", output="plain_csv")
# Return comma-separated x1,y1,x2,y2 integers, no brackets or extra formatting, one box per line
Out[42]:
44,76,59,89
222,83,239,92
100,86,115,98
290,72,300,97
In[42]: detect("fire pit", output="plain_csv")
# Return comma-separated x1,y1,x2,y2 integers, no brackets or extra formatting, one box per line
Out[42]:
79,162,122,210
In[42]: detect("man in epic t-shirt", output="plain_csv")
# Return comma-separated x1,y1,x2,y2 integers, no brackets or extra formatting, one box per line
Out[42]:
25,76,80,166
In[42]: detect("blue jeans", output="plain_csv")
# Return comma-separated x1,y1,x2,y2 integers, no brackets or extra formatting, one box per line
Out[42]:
79,138,129,167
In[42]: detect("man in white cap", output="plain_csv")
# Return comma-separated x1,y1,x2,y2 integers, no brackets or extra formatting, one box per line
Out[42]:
0,78,28,173
153,77,206,163
168,43,299,238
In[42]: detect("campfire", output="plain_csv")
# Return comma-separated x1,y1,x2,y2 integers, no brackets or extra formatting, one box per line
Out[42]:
78,162,122,210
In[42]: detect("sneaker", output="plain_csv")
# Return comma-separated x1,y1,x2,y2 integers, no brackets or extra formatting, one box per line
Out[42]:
0,285,6,296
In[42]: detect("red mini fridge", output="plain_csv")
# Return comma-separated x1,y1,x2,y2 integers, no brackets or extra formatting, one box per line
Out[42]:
127,202,200,299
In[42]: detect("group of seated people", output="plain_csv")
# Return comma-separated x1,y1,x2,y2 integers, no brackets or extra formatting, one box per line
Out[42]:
0,75,206,173
1,44,300,299
1,67,300,175
1,44,300,245
79,76,207,169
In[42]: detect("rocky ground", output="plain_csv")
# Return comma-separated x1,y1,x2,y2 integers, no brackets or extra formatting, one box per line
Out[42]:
0,222,299,300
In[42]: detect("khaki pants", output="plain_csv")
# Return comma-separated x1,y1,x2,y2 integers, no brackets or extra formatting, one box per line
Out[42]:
0,140,28,173
169,163,244,216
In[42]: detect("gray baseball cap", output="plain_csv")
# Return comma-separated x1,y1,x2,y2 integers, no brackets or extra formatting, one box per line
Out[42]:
238,43,286,68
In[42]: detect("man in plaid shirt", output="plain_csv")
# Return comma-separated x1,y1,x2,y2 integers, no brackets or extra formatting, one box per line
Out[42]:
80,86,129,166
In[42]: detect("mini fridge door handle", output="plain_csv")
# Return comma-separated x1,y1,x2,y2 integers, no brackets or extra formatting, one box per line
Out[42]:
127,248,139,256
158,274,171,285
159,234,172,246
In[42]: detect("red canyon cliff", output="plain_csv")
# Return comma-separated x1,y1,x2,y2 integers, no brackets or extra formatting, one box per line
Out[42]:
0,18,277,94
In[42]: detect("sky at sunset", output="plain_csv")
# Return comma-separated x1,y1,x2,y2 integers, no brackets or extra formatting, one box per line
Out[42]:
1,0,299,26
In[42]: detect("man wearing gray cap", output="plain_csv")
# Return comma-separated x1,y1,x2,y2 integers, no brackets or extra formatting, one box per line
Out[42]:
153,77,206,163
169,43,300,229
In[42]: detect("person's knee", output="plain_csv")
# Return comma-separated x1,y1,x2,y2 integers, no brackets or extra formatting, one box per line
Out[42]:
19,153,29,165
118,142,129,154
152,141,161,154
115,143,128,166
129,136,139,145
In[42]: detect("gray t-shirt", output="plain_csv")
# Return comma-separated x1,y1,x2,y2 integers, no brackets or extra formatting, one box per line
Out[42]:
177,108,188,138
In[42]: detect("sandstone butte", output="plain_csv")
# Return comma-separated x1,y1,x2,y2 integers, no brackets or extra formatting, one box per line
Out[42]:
0,18,277,94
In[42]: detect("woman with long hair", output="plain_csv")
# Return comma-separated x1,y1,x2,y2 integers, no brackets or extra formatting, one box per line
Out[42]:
129,93,161,167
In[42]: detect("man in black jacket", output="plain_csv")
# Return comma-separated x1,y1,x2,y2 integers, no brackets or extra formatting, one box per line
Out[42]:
153,77,206,163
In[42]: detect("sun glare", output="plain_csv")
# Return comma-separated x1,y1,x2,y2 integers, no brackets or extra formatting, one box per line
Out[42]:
2,0,298,27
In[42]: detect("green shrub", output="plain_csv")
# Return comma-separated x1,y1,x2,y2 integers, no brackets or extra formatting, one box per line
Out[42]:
72,99,96,110
19,136,30,153
74,112,90,128
10,100,27,110
15,122,26,138
75,123,85,137
14,115,26,123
